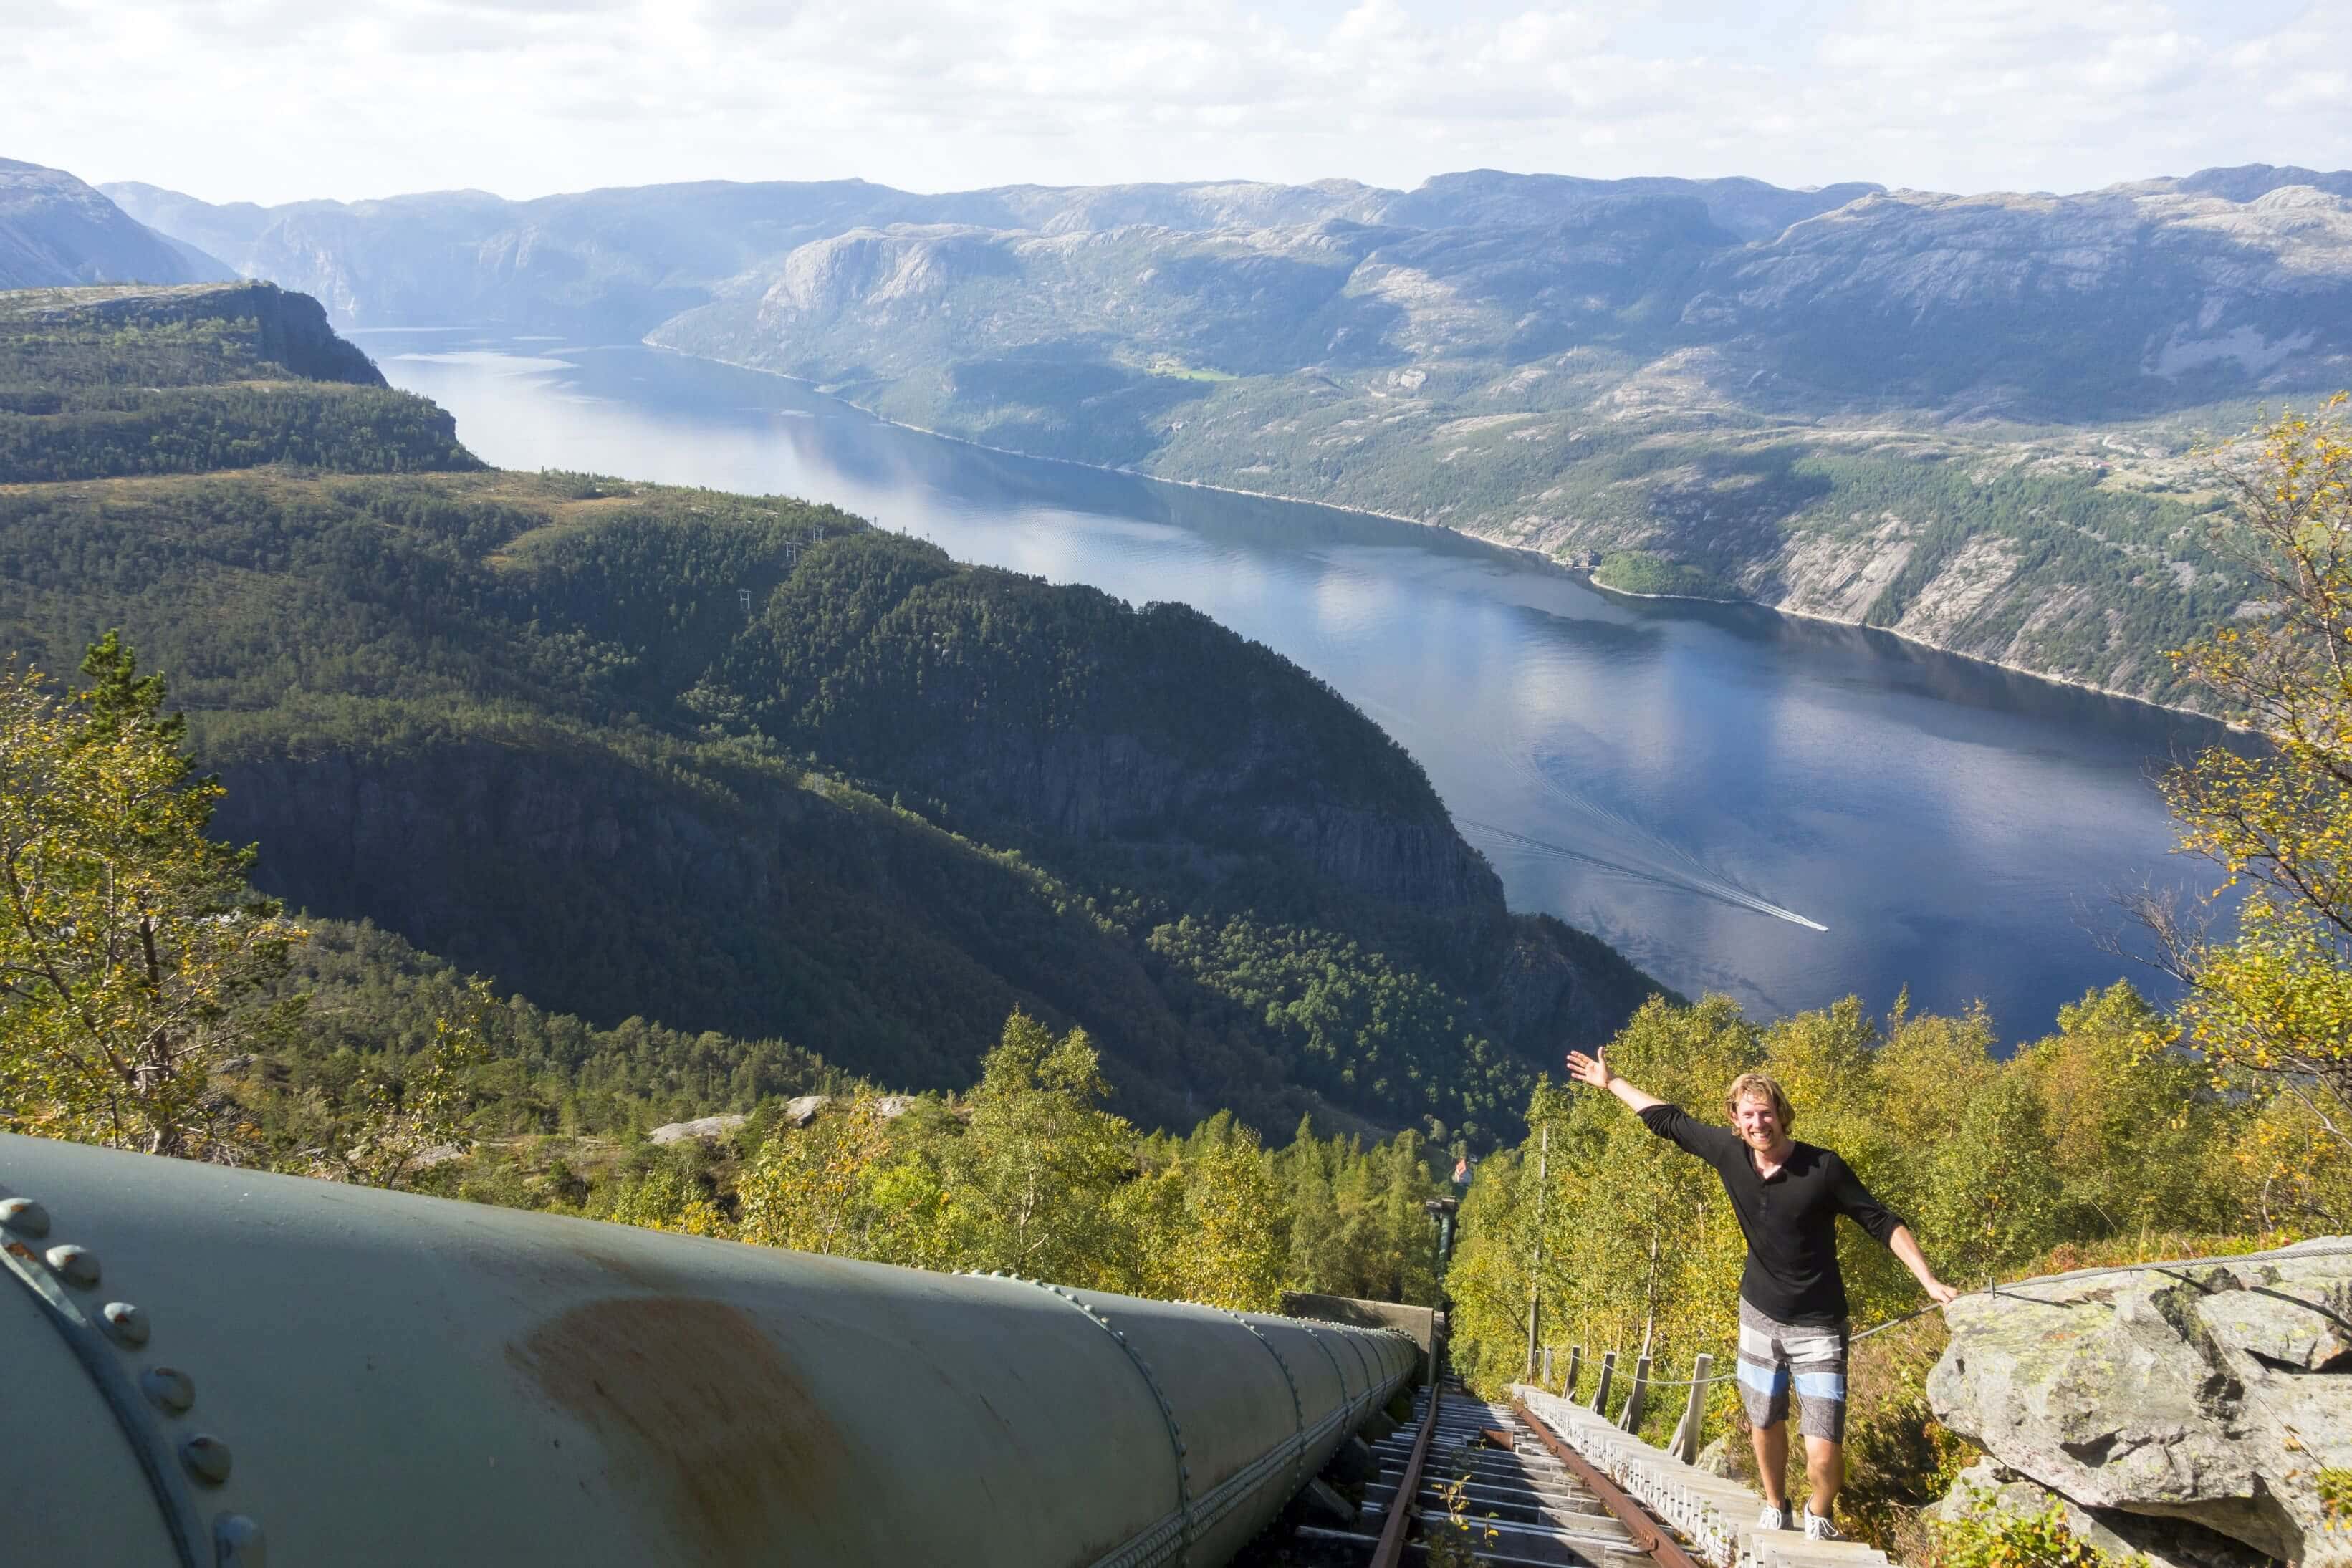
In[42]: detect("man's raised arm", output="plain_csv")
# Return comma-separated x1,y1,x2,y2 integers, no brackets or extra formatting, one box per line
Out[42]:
1565,1048,1665,1113
1566,1049,1747,1167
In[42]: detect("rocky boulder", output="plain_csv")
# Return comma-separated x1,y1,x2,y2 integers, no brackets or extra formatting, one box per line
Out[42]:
1691,1434,1744,1481
1928,1239,2352,1564
646,1113,749,1146
777,1095,916,1127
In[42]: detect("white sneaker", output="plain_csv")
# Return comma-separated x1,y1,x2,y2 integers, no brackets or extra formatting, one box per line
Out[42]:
1803,1509,1844,1541
1757,1506,1787,1531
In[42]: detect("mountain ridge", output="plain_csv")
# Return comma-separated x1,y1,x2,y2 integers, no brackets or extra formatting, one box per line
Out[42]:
102,158,2352,707
1,157,234,289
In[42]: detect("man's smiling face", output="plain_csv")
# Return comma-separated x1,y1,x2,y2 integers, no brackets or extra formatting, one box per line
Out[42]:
1734,1091,1786,1154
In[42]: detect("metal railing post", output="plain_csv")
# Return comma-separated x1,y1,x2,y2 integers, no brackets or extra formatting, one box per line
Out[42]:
1589,1350,1616,1415
1565,1345,1582,1401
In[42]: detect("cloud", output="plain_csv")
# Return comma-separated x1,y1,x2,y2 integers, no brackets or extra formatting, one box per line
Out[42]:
4,0,2346,206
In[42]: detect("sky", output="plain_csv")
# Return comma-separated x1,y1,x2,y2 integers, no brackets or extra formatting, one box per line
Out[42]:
6,0,2348,206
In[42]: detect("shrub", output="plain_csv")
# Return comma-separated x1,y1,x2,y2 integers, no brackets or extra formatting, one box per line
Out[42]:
1931,1490,2141,1568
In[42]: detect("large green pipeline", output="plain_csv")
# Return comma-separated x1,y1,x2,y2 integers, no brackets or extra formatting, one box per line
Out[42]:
1,1132,1416,1567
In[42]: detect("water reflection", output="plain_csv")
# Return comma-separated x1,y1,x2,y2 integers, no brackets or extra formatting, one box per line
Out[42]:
377,335,2234,1039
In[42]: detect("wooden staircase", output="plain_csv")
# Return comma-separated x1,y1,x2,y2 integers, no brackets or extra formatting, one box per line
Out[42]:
1512,1386,1899,1568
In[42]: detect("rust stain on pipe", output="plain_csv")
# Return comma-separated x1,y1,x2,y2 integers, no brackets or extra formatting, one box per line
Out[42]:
1509,1399,1703,1568
512,1297,858,1567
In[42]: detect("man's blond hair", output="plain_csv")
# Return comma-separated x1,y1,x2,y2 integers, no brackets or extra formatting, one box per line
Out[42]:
1724,1072,1795,1128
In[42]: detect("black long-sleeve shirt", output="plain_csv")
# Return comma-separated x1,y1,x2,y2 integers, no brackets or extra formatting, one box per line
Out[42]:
1638,1102,1904,1325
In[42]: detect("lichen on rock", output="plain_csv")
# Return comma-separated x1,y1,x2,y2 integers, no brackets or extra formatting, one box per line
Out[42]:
1929,1239,2352,1564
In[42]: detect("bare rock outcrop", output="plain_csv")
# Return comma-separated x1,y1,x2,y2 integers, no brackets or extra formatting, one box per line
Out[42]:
646,1113,749,1145
778,1095,916,1127
780,1095,830,1127
1928,1239,2352,1564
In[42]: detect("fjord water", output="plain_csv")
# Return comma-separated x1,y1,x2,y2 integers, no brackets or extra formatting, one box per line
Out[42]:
375,335,2229,1036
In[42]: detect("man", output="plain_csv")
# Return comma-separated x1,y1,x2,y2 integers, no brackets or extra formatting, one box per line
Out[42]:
1563,1047,1958,1541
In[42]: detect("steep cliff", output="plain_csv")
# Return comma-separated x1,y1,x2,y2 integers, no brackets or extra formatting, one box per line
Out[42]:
0,282,472,480
203,727,1249,1127
3,279,385,385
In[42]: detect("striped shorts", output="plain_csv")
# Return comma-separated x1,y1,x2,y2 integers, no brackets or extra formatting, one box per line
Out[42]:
1736,1300,1850,1442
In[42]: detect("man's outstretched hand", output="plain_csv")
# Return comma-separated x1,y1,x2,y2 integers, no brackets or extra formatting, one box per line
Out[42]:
1889,1225,1963,1308
1566,1049,1664,1112
1565,1049,1612,1090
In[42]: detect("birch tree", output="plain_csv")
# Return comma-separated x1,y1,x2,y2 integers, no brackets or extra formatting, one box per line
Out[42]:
0,635,304,1158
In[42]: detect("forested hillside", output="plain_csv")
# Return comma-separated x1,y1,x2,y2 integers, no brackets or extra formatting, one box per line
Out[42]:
0,283,1658,1144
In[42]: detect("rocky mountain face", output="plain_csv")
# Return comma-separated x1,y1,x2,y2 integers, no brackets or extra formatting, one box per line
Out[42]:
0,158,233,289
201,732,1232,1115
105,178,1002,335
1379,170,1884,241
1929,1241,2352,1567
1691,182,2352,409
100,168,1882,336
106,159,2352,705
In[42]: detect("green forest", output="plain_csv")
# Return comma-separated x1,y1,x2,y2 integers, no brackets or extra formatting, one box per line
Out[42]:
1442,985,2331,1557
1590,548,1737,600
0,628,1459,1311
0,463,1653,1136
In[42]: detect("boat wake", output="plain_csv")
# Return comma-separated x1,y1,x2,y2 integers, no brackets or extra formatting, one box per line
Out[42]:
1464,726,1825,931
1461,817,1828,932
1345,692,1826,932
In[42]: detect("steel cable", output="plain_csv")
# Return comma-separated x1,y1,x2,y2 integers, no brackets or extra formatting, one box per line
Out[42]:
1564,1238,2352,1388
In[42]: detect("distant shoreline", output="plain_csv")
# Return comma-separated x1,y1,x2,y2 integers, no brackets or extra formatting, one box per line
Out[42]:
1581,574,2223,725
646,339,2217,727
